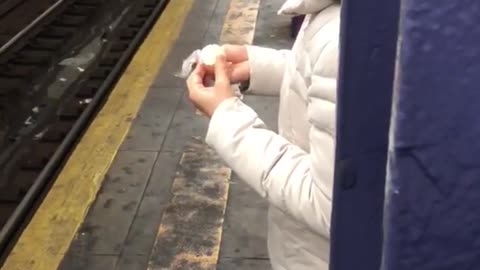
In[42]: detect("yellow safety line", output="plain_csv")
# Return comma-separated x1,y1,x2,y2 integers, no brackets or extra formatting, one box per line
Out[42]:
220,0,260,45
148,0,260,269
147,139,232,269
1,1,194,270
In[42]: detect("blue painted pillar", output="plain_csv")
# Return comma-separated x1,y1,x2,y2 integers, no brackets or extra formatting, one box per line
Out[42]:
330,0,400,270
383,1,480,269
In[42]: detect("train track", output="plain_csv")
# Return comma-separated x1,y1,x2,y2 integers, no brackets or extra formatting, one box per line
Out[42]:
0,0,65,49
0,0,170,258
0,0,25,18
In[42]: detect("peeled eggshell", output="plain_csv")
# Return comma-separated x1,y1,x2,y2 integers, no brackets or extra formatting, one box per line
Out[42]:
200,44,223,66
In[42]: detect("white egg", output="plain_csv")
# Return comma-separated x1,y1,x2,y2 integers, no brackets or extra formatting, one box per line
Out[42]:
200,44,223,66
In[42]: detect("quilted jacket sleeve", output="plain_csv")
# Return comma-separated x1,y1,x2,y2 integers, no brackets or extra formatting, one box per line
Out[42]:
205,7,339,236
243,46,291,96
205,76,336,237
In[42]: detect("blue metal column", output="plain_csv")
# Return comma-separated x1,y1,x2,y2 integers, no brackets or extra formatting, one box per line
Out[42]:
383,1,480,269
330,0,400,270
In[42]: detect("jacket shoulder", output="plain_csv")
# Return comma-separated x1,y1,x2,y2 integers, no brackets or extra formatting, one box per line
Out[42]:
303,6,341,72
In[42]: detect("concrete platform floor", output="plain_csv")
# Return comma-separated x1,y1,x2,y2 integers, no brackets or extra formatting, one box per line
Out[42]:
58,0,293,269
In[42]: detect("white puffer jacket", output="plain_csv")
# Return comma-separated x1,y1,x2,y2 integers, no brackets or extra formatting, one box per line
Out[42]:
205,1,340,269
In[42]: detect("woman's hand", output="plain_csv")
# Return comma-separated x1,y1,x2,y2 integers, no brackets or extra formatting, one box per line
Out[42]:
187,54,235,118
222,44,250,83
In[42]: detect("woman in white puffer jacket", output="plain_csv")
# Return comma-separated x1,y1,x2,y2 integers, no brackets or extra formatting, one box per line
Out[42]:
186,0,341,269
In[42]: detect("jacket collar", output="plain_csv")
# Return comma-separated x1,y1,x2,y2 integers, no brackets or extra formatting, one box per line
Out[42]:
278,0,334,15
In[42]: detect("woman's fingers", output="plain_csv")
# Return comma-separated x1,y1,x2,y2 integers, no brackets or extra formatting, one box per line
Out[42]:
222,44,248,63
185,55,236,118
187,64,206,90
214,55,230,88
229,61,250,83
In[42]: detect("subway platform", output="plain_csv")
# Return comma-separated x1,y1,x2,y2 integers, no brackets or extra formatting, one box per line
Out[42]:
2,0,293,269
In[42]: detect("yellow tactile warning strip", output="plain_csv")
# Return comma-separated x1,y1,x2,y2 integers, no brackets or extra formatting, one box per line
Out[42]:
147,138,231,269
220,0,260,45
1,1,194,270
147,0,260,269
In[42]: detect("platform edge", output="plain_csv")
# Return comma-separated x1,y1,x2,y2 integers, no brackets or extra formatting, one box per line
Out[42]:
1,1,194,270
